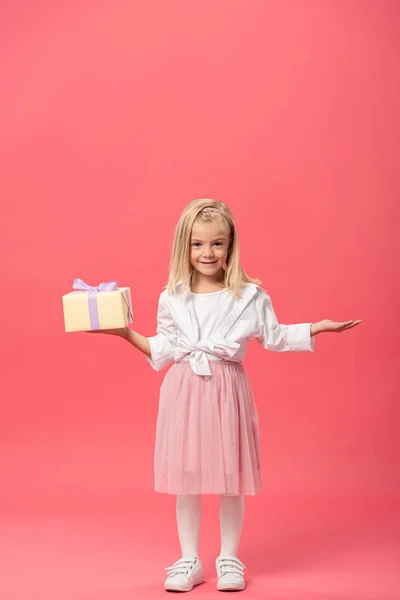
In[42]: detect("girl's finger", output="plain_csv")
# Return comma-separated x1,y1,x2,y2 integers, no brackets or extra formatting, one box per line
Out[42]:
341,320,362,327
331,322,350,332
346,320,362,329
337,322,359,331
331,322,352,330
339,320,361,328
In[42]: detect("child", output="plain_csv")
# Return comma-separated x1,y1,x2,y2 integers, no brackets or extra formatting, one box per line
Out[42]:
89,198,361,592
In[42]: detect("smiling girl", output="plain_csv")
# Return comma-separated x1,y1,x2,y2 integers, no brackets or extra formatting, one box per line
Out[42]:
89,198,361,592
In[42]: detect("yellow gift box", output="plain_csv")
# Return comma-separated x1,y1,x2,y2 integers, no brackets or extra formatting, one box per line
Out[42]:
62,278,134,332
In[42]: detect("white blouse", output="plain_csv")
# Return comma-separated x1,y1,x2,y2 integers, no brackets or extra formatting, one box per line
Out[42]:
145,282,315,379
192,288,232,359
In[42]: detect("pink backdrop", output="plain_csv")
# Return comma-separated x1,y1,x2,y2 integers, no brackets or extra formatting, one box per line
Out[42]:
1,2,398,599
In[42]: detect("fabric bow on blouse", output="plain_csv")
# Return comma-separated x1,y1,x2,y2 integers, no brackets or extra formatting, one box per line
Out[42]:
173,337,241,379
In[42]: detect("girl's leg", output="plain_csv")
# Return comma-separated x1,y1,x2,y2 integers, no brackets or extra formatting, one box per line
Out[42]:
219,494,245,556
176,494,202,557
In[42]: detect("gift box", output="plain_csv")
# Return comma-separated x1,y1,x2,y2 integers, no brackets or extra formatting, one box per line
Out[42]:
62,278,134,332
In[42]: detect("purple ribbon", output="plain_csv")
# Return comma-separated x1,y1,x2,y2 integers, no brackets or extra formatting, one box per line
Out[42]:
72,277,132,330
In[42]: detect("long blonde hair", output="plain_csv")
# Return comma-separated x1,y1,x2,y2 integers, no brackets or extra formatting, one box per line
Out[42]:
165,198,261,299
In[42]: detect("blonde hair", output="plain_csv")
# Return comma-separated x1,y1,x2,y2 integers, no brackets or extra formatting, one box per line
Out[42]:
165,198,261,299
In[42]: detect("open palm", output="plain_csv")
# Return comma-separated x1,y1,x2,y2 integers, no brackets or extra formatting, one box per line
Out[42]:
320,319,362,333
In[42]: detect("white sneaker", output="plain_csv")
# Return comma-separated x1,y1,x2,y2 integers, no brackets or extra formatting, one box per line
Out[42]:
164,556,204,592
215,555,246,591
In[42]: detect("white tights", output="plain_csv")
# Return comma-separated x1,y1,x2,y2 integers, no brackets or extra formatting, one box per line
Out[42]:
176,494,244,558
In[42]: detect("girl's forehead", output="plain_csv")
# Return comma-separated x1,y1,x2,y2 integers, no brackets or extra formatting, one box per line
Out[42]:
191,220,229,238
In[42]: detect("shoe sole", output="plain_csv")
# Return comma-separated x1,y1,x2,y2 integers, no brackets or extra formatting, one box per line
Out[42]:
217,581,246,591
165,577,204,592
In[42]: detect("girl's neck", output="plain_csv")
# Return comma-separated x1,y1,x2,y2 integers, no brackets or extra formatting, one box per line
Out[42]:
190,270,226,293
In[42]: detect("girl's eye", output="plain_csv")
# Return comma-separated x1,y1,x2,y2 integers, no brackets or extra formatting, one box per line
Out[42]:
191,242,223,247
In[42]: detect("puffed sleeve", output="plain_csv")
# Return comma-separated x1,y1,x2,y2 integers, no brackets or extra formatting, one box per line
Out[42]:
255,289,315,352
145,292,178,371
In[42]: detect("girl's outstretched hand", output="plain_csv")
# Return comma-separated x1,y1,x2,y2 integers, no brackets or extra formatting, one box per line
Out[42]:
85,328,127,337
312,319,362,335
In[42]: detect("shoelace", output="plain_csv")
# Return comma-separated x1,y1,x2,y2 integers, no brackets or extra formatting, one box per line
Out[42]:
165,557,198,579
217,556,246,579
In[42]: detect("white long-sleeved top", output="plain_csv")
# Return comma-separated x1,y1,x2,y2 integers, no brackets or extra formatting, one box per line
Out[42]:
145,282,315,379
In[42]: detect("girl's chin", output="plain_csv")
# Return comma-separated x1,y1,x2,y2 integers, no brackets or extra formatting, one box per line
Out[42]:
198,264,220,271
196,269,224,278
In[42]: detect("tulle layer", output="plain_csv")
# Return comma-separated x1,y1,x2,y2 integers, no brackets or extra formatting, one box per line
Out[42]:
154,360,262,495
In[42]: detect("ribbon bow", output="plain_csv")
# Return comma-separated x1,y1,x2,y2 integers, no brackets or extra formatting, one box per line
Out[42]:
174,337,241,378
72,277,132,330
72,278,118,293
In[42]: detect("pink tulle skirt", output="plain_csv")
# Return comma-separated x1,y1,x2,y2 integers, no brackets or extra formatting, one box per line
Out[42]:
154,360,262,495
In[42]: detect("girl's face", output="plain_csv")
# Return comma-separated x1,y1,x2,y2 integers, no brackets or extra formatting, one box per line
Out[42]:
189,219,230,280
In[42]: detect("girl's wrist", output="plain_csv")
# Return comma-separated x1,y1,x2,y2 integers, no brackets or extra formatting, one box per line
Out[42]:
310,322,323,336
119,327,130,339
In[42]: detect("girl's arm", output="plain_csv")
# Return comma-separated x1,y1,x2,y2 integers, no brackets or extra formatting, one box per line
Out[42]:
255,290,315,352
120,328,151,356
255,289,361,351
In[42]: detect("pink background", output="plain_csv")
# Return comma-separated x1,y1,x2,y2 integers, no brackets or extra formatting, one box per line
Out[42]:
0,1,398,599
